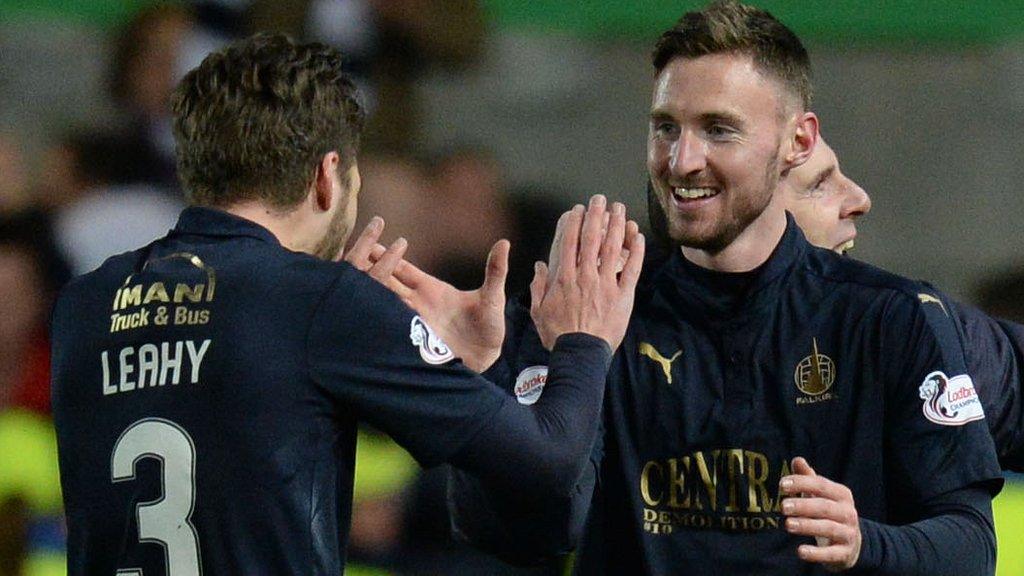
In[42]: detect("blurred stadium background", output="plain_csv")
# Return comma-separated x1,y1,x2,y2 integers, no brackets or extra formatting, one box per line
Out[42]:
1,1,1022,574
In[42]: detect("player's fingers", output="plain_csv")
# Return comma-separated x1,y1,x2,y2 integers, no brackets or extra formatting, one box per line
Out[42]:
366,237,408,283
617,230,645,290
792,457,817,477
345,217,384,267
578,195,607,276
367,243,387,262
796,543,851,566
556,205,585,282
389,253,431,290
781,496,849,523
780,475,851,503
599,203,626,280
785,517,851,544
615,220,640,274
625,219,640,240
547,209,571,281
481,239,510,307
529,261,548,315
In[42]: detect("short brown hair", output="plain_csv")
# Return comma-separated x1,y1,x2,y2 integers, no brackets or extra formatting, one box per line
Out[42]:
171,33,365,208
652,0,812,109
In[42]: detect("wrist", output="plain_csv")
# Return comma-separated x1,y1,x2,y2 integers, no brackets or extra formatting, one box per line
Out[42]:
464,347,502,373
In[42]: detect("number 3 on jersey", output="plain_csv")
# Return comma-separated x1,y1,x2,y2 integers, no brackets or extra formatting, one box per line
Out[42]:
111,418,202,575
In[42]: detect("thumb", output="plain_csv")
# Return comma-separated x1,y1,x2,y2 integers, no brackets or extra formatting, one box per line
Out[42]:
481,239,510,306
791,456,817,477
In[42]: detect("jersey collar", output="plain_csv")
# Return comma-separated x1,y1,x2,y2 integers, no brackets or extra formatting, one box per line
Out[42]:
662,212,809,322
171,206,282,245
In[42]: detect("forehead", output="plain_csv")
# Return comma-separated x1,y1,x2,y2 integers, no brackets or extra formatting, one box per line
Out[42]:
651,53,785,121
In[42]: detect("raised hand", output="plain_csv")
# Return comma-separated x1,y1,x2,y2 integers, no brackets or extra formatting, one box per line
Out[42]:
385,240,509,373
530,195,644,351
344,216,510,373
781,457,862,572
342,216,410,285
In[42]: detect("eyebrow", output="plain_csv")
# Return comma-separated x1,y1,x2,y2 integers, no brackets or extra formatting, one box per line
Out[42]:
809,165,836,191
698,111,744,127
648,110,745,128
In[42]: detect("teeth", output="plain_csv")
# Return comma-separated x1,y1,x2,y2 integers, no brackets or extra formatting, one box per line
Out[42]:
674,187,717,199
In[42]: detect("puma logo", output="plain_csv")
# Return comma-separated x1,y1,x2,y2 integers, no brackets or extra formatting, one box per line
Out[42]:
917,293,948,316
639,342,682,384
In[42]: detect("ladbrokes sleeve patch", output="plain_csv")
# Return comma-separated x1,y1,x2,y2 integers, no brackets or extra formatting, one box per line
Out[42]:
409,316,454,365
918,371,985,426
514,366,548,405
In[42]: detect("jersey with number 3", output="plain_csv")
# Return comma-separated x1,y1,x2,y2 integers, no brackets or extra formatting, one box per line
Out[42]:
50,207,510,575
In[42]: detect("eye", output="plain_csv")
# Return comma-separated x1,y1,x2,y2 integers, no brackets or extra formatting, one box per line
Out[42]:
706,124,736,139
653,121,679,139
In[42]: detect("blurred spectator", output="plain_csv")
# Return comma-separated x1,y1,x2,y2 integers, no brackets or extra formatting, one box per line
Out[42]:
0,231,65,576
354,154,444,273
95,3,231,193
0,211,69,415
103,3,199,192
35,132,183,276
0,134,32,213
427,147,512,289
290,0,485,151
347,428,420,576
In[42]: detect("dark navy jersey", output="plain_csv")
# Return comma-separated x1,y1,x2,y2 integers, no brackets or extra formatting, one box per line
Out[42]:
917,287,1024,471
50,207,610,575
458,217,1002,575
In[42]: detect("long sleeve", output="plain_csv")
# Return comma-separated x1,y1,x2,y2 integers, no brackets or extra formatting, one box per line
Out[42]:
447,437,600,565
944,294,1024,471
852,485,996,576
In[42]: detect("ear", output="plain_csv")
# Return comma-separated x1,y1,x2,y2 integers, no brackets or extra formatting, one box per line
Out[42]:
313,151,341,212
784,111,819,170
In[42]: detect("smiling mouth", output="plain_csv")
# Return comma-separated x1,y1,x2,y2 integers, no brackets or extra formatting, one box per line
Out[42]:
672,187,720,202
835,239,855,254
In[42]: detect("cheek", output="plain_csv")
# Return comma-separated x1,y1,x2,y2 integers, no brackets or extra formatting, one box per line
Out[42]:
647,137,674,173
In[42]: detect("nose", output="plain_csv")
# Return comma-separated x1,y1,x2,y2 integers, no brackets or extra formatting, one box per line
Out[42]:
669,130,707,178
841,179,871,218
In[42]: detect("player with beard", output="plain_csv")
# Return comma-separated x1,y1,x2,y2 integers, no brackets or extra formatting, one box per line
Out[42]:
377,2,1002,574
48,34,647,575
648,134,1024,472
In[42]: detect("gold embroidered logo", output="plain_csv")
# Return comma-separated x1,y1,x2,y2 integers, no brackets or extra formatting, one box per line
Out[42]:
794,338,835,403
917,293,948,316
640,342,682,384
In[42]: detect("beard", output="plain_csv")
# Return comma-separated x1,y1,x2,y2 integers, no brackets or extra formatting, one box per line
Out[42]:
652,150,779,254
313,200,352,261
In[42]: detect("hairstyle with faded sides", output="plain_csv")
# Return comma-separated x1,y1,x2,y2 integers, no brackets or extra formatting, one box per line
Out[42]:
651,0,812,110
172,33,365,209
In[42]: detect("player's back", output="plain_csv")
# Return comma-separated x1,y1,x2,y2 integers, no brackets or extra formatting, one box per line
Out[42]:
51,208,364,575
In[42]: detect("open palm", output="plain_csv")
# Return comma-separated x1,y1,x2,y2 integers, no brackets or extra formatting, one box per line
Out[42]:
379,240,509,373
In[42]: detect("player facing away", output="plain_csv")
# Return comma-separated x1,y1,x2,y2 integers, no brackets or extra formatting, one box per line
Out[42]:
377,2,1003,574
49,34,645,575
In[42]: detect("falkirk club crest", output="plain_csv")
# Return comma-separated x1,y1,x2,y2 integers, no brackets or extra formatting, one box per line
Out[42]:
794,338,835,404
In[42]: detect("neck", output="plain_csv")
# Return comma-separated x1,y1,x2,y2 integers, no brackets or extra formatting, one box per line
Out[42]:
680,202,787,272
223,201,315,254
